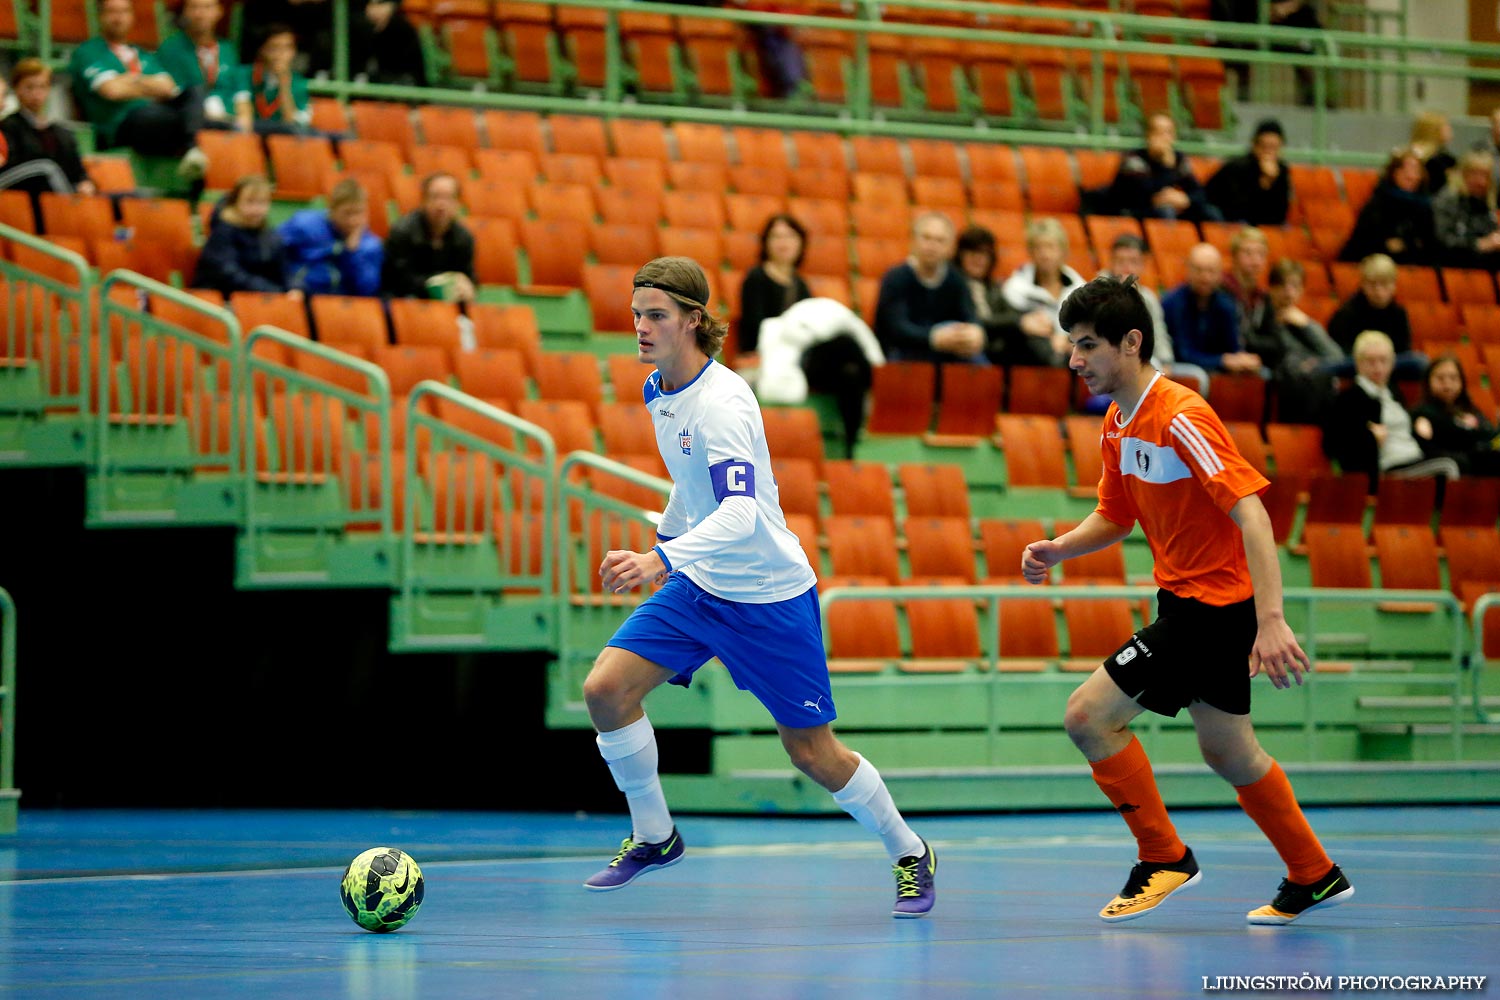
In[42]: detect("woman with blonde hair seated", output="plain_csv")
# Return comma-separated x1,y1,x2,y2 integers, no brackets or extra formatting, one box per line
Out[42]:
1432,149,1500,269
1409,110,1456,194
1000,217,1085,366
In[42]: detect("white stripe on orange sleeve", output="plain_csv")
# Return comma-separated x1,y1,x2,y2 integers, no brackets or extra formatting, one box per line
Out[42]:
1170,414,1225,478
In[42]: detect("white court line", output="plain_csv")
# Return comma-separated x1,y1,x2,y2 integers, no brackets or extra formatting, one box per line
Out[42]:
4,828,1496,886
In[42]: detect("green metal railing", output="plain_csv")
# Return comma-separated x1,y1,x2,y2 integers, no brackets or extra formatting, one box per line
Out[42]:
1473,591,1498,725
391,381,559,649
819,582,1472,760
240,325,393,580
0,586,16,805
0,224,94,427
303,0,1495,164
555,450,670,678
92,272,243,522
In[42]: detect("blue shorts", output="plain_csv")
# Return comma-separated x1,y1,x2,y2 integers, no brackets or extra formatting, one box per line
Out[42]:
606,573,837,729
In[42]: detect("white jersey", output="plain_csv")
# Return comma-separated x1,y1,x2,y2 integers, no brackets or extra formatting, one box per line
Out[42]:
640,359,817,603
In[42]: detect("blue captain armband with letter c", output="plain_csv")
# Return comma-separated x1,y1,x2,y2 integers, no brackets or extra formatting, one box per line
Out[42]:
709,460,755,502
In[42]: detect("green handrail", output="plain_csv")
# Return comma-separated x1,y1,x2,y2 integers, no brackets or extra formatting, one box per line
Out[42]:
93,271,244,522
241,324,393,549
0,222,94,429
820,583,1470,760
0,586,15,796
1472,592,1498,725
401,379,557,600
297,0,1500,165
554,450,670,686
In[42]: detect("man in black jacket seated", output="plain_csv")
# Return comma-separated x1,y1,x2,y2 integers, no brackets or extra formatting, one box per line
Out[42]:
381,172,476,302
873,211,984,364
1206,119,1290,226
0,60,96,199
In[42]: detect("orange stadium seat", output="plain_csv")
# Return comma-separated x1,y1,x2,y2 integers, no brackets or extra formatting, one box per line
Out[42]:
1306,524,1373,589
482,110,547,159
1062,598,1135,669
825,459,896,521
533,350,605,418
672,123,731,165
931,364,1002,439
520,219,588,289
454,349,527,407
899,462,971,519
668,161,728,194
551,115,610,158
312,295,388,351
826,515,901,583
470,303,541,375
583,263,639,334
468,216,520,286
608,120,670,163
762,405,825,474
867,361,936,435
997,415,1068,488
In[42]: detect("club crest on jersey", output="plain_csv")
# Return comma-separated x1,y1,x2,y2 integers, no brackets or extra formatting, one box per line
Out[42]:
1135,450,1150,474
678,428,692,455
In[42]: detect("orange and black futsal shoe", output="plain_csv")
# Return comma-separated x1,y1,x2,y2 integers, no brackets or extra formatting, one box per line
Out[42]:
1099,846,1201,922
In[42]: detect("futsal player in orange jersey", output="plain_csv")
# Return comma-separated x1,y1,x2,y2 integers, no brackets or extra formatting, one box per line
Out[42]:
1022,275,1354,924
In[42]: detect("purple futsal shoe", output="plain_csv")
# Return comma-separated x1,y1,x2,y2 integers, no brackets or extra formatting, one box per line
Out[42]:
892,839,937,918
584,828,685,891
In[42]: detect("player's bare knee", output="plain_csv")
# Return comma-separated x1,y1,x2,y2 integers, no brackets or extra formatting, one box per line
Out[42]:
582,660,632,721
1198,735,1267,784
1063,689,1102,746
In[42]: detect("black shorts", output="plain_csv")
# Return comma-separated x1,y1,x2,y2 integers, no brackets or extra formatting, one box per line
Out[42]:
1101,589,1258,718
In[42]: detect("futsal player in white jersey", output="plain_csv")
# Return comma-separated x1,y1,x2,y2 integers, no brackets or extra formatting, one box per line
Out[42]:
581,257,936,917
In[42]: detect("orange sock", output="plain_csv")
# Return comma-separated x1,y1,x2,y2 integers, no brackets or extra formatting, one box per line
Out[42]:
1089,736,1184,864
1235,760,1332,885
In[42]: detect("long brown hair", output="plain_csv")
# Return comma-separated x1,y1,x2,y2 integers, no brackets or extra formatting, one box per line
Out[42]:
1419,353,1481,416
633,256,728,357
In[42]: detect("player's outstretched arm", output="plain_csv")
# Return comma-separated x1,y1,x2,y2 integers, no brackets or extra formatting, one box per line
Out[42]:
1021,513,1132,584
599,549,668,594
1229,494,1312,690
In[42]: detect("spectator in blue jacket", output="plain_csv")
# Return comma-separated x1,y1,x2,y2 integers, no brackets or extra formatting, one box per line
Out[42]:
279,178,383,296
1161,243,1264,375
193,175,293,295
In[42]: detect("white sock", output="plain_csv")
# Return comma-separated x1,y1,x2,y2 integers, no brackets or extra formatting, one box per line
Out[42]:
596,715,674,845
831,753,924,861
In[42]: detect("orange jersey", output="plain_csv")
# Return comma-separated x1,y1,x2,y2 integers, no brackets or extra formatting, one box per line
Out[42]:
1093,373,1269,605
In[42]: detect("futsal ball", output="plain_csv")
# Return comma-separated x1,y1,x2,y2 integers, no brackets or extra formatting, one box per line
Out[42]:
340,847,425,932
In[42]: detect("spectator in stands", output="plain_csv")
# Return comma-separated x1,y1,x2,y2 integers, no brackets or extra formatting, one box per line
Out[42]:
741,214,877,458
1266,259,1342,424
382,172,476,303
235,24,314,135
1324,330,1460,491
1205,119,1290,226
954,225,1038,366
1489,107,1500,187
1161,243,1263,375
737,213,811,359
1409,110,1456,195
250,0,332,75
1326,253,1424,377
1212,0,1322,105
156,0,240,130
1063,233,1201,408
193,175,293,296
279,178,384,297
68,0,207,179
0,60,96,197
1107,112,1218,222
1339,147,1435,265
1412,353,1500,477
1432,150,1500,270
351,1,428,87
1221,227,1285,369
873,212,985,365
1096,236,1167,359
1000,218,1084,366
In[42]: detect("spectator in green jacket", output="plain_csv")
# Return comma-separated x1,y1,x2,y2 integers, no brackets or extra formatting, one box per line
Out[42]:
155,0,241,130
234,24,313,135
67,0,206,178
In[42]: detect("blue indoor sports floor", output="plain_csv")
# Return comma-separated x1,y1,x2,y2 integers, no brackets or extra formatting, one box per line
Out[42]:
0,806,1495,998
